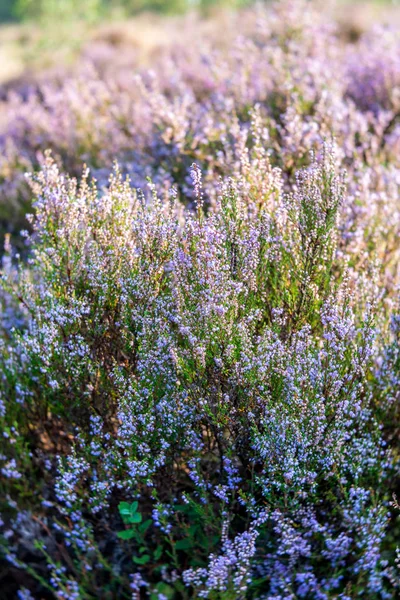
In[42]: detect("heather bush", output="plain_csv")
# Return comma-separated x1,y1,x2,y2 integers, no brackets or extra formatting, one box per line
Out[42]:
0,1,400,598
0,141,398,598
1,1,399,245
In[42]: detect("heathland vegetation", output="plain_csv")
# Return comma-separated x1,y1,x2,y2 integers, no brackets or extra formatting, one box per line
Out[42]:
0,1,400,598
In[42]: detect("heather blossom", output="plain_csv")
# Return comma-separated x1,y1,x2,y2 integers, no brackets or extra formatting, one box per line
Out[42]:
0,1,399,598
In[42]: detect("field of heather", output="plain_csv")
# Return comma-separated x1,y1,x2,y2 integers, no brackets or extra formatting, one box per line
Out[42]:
0,1,400,598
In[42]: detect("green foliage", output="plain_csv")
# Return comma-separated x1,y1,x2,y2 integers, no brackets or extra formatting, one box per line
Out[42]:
0,1,399,597
14,0,106,23
10,0,250,23
118,500,143,525
0,0,16,22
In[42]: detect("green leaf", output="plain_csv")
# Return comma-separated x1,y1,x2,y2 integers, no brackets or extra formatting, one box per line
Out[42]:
189,524,200,535
150,583,174,600
118,501,131,516
153,545,163,560
130,501,138,514
139,519,152,534
133,554,150,565
190,557,207,567
127,512,142,524
117,529,136,540
175,538,193,550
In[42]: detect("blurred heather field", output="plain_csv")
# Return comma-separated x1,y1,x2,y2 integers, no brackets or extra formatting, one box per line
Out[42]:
1,0,400,599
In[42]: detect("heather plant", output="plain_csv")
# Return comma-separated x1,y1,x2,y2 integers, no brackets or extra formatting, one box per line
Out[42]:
0,1,400,598
0,140,398,598
2,0,400,244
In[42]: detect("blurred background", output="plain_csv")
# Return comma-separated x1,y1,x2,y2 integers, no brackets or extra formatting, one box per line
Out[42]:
0,0,252,23
0,0,399,85
0,0,253,84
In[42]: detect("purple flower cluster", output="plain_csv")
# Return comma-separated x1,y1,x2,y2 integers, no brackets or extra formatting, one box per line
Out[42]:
0,1,399,598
